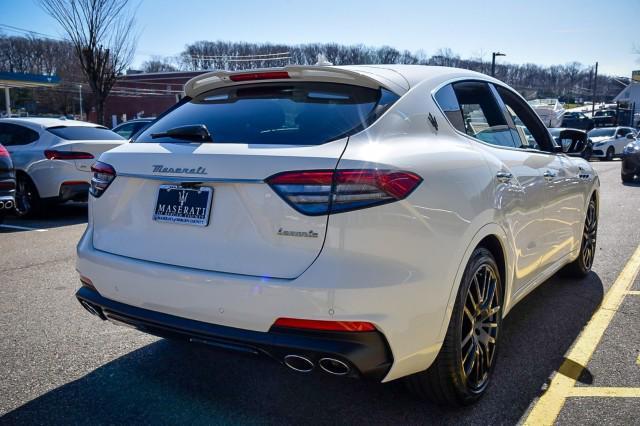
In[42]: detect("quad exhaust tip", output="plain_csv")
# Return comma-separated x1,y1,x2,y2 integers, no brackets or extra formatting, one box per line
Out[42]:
5,200,12,209
319,358,350,376
283,354,314,373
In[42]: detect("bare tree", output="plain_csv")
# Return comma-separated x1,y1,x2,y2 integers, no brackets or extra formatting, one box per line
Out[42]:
39,0,139,124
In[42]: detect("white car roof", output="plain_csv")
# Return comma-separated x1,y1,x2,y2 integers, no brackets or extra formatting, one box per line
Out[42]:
0,117,103,130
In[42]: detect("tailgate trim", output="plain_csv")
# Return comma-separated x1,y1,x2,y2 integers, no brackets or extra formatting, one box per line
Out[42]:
118,172,264,184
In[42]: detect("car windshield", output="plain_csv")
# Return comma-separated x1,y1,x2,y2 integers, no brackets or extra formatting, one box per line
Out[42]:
588,128,615,137
135,82,399,145
47,126,125,141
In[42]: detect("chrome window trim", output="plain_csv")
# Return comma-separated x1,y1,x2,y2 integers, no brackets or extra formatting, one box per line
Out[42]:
430,77,558,157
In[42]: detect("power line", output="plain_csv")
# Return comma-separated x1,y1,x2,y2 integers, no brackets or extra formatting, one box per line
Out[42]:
0,23,65,41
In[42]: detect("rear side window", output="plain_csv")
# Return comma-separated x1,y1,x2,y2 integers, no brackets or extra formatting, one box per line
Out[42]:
47,126,125,141
448,81,515,148
135,82,399,145
0,123,39,146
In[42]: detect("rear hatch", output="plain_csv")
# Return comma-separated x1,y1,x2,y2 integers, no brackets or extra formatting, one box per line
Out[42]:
91,78,399,279
46,125,126,172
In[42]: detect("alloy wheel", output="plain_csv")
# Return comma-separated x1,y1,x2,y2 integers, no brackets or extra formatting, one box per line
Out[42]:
461,263,501,391
581,201,597,270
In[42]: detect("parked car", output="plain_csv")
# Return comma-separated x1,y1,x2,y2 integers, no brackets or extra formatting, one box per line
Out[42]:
560,111,594,131
592,109,617,127
75,65,599,407
0,144,16,224
0,118,126,216
588,126,638,160
548,128,593,160
112,118,154,139
621,134,640,183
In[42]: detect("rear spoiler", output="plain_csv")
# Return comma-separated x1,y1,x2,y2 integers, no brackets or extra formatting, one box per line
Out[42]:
183,66,394,98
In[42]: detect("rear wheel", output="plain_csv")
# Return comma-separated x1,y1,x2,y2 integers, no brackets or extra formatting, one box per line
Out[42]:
605,147,615,161
405,247,502,406
563,198,597,277
15,174,42,218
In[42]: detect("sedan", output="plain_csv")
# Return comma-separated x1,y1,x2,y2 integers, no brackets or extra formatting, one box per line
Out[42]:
0,143,15,223
0,118,126,216
75,65,599,407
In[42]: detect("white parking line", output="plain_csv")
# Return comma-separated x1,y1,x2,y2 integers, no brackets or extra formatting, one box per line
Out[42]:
0,224,47,232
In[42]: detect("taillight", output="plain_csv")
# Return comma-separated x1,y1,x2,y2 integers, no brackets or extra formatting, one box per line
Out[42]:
0,145,9,157
229,71,290,82
90,161,116,198
272,318,376,332
266,169,422,215
45,150,94,160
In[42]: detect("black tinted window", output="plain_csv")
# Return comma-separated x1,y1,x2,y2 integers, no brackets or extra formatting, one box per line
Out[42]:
434,84,465,132
47,126,124,141
136,82,399,145
450,81,515,148
0,123,39,146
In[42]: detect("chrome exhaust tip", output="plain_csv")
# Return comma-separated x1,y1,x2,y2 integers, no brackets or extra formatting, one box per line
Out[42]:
4,200,12,209
0,201,4,209
318,358,350,376
80,300,102,318
283,354,314,373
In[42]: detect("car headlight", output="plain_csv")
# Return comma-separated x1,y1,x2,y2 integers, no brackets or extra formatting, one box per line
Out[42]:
594,142,606,147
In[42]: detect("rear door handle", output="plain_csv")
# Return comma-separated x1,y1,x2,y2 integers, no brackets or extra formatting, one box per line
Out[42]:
496,171,513,183
543,170,557,181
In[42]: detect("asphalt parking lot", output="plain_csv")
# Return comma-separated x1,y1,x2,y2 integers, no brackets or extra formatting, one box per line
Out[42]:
1,160,639,425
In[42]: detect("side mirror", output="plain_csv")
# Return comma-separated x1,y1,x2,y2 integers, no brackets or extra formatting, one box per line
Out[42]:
627,133,636,140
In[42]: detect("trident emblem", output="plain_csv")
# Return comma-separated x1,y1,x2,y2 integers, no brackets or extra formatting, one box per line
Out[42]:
178,190,189,206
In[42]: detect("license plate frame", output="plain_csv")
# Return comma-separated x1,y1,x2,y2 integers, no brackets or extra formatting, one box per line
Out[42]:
152,184,213,227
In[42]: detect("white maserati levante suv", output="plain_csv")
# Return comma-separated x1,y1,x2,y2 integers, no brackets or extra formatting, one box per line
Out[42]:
75,65,599,406
0,118,126,216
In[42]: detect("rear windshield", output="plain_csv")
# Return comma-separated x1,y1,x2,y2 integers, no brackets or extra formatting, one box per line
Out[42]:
135,82,399,145
47,126,125,141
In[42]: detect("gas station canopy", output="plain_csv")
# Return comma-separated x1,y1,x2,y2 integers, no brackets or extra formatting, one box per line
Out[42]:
1,72,60,117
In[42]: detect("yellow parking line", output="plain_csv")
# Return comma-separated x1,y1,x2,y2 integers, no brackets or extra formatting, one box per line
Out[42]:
568,387,640,398
524,244,640,426
627,290,640,295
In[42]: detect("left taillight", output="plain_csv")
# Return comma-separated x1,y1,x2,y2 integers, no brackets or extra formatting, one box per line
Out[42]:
90,161,116,198
266,169,422,216
0,145,9,157
45,150,94,160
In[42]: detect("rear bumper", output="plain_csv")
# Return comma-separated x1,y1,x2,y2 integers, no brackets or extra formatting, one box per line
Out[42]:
59,181,89,202
76,285,393,381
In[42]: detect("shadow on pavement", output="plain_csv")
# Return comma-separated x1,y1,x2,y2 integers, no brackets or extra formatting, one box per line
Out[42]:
2,273,604,425
0,202,87,232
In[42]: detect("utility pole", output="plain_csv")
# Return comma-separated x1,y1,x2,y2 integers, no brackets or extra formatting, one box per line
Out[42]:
491,52,506,77
4,87,10,118
591,62,598,116
78,84,83,120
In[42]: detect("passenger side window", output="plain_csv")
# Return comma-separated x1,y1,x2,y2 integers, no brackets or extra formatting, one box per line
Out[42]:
0,123,39,146
493,85,555,152
449,81,516,148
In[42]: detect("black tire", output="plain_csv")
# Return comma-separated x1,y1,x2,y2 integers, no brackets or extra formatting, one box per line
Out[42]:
563,197,597,277
605,147,615,161
15,174,43,218
405,247,502,406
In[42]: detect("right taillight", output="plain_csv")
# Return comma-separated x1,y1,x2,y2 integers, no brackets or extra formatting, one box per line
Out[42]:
266,169,422,215
90,161,116,198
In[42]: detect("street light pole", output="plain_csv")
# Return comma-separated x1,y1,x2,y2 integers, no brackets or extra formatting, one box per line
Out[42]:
591,62,598,116
491,52,506,77
78,84,83,121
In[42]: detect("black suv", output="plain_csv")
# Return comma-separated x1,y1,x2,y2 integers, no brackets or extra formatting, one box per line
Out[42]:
0,144,16,224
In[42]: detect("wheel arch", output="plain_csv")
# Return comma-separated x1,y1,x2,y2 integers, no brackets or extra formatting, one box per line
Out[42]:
436,223,513,343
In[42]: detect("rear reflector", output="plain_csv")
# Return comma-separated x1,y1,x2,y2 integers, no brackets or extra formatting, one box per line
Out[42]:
45,150,94,160
90,161,116,198
0,145,9,157
229,71,290,82
267,169,422,215
272,318,376,332
79,275,95,289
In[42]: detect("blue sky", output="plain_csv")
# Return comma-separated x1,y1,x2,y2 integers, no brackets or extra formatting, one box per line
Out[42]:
1,0,639,76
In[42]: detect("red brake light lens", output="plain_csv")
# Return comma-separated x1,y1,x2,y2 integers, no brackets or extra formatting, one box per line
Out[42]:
229,71,290,82
266,169,422,215
272,318,376,332
45,150,94,160
90,161,116,198
0,145,9,157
